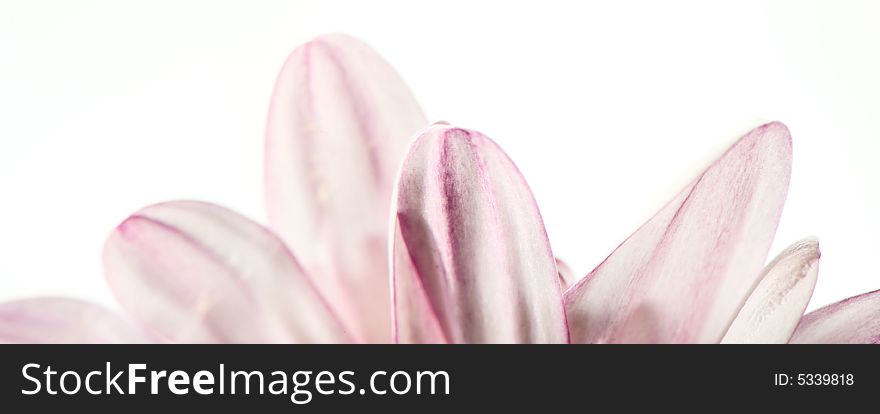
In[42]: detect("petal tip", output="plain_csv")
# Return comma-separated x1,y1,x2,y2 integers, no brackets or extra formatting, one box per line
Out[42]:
755,120,793,154
793,236,821,262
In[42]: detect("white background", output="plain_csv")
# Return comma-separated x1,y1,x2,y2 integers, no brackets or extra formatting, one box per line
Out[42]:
1,0,878,313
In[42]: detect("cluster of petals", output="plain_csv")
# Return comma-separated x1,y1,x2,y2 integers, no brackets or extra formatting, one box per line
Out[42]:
2,34,877,344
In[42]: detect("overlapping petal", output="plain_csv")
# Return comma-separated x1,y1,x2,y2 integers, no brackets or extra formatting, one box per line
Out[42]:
103,200,350,343
722,238,820,344
556,258,578,290
265,34,428,342
790,290,880,344
0,298,150,343
391,125,568,344
565,122,793,343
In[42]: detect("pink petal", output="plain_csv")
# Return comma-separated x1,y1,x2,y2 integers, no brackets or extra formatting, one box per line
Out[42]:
790,290,880,344
565,122,792,343
556,258,578,290
391,125,568,344
265,34,428,343
721,238,820,344
103,200,351,344
0,298,151,344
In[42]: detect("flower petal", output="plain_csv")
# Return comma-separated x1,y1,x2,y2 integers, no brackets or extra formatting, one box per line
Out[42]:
565,122,792,343
790,290,880,344
721,238,820,344
103,200,350,343
391,125,568,344
265,34,428,342
0,298,150,343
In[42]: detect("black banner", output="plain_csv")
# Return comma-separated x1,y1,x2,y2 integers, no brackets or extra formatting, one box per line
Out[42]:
0,345,875,410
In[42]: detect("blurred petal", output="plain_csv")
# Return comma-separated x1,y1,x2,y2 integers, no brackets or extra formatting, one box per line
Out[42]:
790,290,880,344
265,34,427,342
565,122,792,343
722,238,820,344
0,298,150,344
556,258,578,290
103,201,350,344
391,125,568,344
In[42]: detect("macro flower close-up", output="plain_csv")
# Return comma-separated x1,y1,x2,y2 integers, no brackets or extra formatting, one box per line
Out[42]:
1,33,878,345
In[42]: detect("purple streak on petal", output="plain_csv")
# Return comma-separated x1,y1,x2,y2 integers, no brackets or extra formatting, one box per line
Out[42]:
790,289,880,344
0,298,152,344
565,122,792,343
391,125,568,344
722,238,820,344
103,200,351,344
391,214,451,344
264,34,428,343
